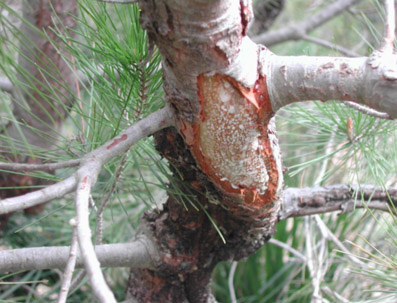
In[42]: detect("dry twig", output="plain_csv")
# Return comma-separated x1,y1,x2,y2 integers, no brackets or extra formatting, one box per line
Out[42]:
253,0,362,46
57,224,79,303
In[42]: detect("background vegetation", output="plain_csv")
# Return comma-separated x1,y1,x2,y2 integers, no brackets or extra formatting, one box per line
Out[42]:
0,0,396,302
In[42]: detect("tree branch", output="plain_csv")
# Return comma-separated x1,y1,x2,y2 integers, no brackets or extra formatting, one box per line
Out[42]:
280,184,397,220
253,0,362,46
268,238,306,262
74,170,116,303
0,175,77,215
0,159,81,172
0,241,155,273
266,53,397,118
343,101,391,120
57,225,78,303
382,0,395,50
0,105,175,215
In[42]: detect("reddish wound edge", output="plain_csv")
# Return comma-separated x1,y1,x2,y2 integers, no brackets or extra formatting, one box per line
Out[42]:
106,134,128,150
178,74,278,208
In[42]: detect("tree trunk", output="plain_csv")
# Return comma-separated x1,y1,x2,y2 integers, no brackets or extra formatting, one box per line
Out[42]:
126,2,282,301
124,0,396,301
126,127,278,303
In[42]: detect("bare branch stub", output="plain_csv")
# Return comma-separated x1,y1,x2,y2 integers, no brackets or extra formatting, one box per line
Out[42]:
280,185,397,220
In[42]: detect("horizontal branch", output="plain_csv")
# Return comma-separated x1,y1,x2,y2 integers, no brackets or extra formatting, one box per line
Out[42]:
0,105,175,215
0,175,77,215
0,241,154,273
266,54,397,118
280,184,397,220
0,159,81,172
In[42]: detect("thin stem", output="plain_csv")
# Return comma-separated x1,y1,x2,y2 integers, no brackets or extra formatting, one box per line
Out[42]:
0,105,175,215
0,241,155,273
75,171,117,303
57,224,79,303
70,41,85,135
96,152,128,245
343,101,391,120
382,0,396,50
69,270,87,295
0,77,13,94
321,286,350,303
314,127,337,186
305,216,327,303
313,216,366,266
228,261,238,303
268,238,306,262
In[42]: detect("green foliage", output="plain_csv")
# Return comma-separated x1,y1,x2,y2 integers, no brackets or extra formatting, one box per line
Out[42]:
278,101,397,187
0,1,165,301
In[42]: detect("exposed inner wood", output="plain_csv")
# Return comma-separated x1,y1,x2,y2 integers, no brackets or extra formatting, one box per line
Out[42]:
178,74,280,208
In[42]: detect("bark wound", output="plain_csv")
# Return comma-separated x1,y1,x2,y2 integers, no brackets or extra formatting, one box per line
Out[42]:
80,176,89,190
106,134,128,150
178,74,279,213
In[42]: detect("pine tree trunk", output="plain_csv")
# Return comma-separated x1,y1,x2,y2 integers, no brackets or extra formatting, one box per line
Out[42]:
126,0,397,301
126,1,283,301
126,127,278,303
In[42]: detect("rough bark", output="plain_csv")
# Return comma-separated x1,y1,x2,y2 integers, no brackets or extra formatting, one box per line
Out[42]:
126,0,397,302
126,128,277,303
125,3,283,301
